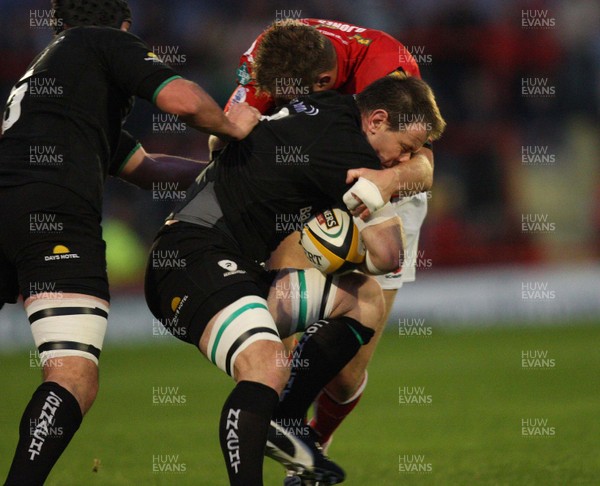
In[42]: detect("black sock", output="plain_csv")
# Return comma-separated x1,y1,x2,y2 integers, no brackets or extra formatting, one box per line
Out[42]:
275,317,374,425
219,380,279,486
5,382,83,486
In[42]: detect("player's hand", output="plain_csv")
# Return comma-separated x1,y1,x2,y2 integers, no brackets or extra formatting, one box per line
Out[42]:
345,168,396,220
224,102,261,140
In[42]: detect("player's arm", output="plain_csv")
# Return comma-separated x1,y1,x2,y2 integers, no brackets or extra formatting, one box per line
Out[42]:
104,29,260,141
355,205,404,275
155,79,259,142
109,130,207,189
119,147,207,190
389,145,434,196
345,146,434,219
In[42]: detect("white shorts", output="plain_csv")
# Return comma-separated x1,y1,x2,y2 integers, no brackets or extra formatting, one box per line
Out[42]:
374,192,428,290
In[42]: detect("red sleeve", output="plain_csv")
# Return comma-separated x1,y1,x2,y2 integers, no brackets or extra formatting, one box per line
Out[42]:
223,37,276,115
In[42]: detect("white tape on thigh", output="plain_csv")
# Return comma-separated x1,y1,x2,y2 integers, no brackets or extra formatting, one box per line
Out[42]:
343,177,385,213
288,269,339,334
207,295,280,376
26,297,109,366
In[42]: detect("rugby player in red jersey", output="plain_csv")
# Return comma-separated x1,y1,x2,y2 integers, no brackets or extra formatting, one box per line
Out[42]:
211,18,437,459
222,18,422,114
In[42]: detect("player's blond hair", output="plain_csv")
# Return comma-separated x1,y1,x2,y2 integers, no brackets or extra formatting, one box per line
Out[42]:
253,20,336,101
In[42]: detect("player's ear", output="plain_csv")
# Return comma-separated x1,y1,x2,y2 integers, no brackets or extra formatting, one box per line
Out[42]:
313,73,333,91
367,109,390,133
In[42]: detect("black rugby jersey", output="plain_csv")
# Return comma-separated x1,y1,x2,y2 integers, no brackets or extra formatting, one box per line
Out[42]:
173,91,381,263
0,26,179,212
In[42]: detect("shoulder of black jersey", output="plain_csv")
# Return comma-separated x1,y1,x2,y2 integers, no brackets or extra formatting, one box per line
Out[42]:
287,90,358,115
68,26,145,44
304,90,349,104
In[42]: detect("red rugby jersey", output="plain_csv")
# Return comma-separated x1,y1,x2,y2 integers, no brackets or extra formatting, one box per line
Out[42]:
225,18,421,114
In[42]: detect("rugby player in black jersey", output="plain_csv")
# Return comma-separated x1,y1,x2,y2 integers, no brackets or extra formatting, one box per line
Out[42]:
145,75,445,485
0,1,259,484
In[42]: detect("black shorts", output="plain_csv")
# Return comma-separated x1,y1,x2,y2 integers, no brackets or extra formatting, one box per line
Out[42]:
0,183,109,306
144,222,276,347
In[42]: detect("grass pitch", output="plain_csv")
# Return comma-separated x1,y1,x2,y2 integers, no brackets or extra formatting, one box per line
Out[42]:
0,322,598,485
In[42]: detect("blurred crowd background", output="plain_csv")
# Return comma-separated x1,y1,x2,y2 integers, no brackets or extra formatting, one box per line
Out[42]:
1,0,599,290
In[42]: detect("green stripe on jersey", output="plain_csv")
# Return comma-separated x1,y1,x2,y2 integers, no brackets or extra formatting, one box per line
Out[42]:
115,142,141,176
348,323,365,346
152,75,183,104
210,303,269,364
297,270,307,332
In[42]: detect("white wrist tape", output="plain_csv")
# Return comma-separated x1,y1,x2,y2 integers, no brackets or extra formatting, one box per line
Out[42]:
343,177,385,212
352,202,396,232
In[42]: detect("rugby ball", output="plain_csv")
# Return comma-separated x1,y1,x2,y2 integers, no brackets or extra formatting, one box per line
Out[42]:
300,207,365,274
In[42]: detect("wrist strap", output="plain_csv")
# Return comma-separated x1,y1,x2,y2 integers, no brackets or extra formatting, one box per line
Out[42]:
352,203,395,232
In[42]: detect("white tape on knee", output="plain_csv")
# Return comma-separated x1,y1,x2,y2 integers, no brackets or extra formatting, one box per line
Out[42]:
207,295,280,377
288,269,339,334
26,297,109,366
343,177,385,213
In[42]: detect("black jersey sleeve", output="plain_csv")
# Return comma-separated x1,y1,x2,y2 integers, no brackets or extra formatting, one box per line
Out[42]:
109,129,141,176
92,28,182,103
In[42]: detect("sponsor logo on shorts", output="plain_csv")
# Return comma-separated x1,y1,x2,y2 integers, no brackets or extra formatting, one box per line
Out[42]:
218,260,246,277
385,271,403,280
44,245,80,262
171,296,183,312
169,295,188,326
